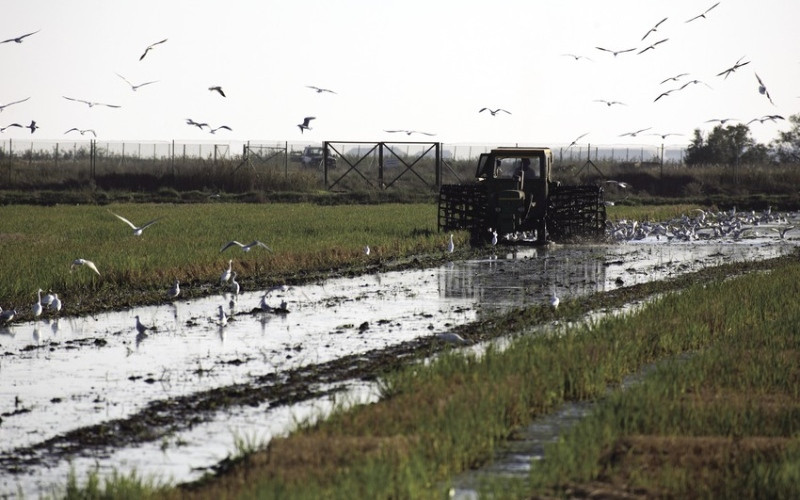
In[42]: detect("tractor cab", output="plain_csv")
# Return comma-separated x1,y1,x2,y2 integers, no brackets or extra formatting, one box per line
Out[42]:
476,148,553,241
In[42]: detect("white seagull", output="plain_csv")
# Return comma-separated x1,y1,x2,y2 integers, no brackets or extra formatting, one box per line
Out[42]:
0,308,17,322
550,288,560,309
619,127,652,137
594,100,626,107
167,279,180,299
186,118,208,130
135,315,149,336
479,108,512,116
755,73,775,105
0,123,23,132
63,96,121,108
384,129,436,136
595,46,636,57
637,38,668,55
70,258,101,276
0,97,30,112
220,240,272,253
50,294,62,314
1,30,40,44
109,211,161,236
64,128,97,137
686,2,720,23
139,38,167,61
716,57,750,79
218,305,228,326
298,116,315,133
209,125,232,134
567,132,589,148
220,259,233,284
115,73,159,91
229,272,240,295
306,85,336,94
641,17,667,40
32,289,43,318
447,234,455,253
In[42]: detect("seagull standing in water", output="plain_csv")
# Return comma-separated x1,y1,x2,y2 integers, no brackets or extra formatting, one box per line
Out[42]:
218,305,228,326
109,211,161,236
229,272,240,296
447,234,455,253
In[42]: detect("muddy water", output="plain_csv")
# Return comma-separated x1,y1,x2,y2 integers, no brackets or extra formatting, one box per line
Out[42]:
0,233,796,497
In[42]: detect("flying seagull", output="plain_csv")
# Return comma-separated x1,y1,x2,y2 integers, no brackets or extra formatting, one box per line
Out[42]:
755,73,775,105
70,258,100,276
219,240,272,253
186,118,208,130
139,38,167,61
384,129,436,136
1,30,40,44
209,125,232,134
686,2,720,23
62,96,121,108
678,79,713,90
115,73,159,91
209,86,226,97
746,115,784,125
0,97,30,112
593,99,626,107
705,118,738,125
654,89,676,102
298,116,315,133
567,132,589,148
595,46,637,57
479,107,512,116
562,53,593,61
0,123,22,133
108,210,161,236
637,38,668,55
25,120,38,134
641,17,668,40
306,85,336,94
659,73,689,84
716,57,750,79
650,132,683,140
619,127,652,137
64,127,97,137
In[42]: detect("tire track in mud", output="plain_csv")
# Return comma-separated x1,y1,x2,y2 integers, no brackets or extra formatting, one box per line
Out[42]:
0,252,794,477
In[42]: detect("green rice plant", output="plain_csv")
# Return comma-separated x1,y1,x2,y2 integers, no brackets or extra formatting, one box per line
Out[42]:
0,202,450,315
53,465,171,500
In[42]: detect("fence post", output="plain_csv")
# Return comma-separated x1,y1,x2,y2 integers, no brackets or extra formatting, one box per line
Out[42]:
378,142,384,189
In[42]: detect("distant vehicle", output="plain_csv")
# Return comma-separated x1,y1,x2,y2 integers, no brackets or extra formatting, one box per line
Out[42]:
438,147,605,244
299,146,336,169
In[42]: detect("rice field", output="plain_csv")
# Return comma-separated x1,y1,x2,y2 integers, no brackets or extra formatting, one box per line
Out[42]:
0,202,447,317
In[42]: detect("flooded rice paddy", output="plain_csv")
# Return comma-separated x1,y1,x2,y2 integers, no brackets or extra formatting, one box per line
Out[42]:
1,223,798,497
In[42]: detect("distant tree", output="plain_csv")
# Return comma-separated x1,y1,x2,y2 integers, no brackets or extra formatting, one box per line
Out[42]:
685,124,767,165
771,113,800,163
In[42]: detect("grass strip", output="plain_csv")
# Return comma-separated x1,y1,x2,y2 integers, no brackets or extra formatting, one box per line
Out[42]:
143,254,799,499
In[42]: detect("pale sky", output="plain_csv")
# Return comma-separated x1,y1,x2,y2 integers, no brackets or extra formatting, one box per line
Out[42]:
1,0,798,148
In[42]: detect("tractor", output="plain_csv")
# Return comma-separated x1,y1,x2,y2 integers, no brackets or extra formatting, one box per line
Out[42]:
438,147,605,244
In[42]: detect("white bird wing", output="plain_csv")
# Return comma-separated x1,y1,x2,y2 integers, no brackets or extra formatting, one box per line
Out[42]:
248,240,273,251
139,218,161,230
220,240,245,252
109,211,138,230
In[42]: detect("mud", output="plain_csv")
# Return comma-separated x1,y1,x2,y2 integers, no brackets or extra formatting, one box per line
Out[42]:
1,227,798,497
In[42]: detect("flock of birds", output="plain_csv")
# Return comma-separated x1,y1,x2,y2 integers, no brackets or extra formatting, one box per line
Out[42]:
0,209,285,338
606,204,795,243
560,1,786,147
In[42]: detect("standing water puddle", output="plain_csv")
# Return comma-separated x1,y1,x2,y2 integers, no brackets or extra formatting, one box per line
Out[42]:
0,232,796,497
